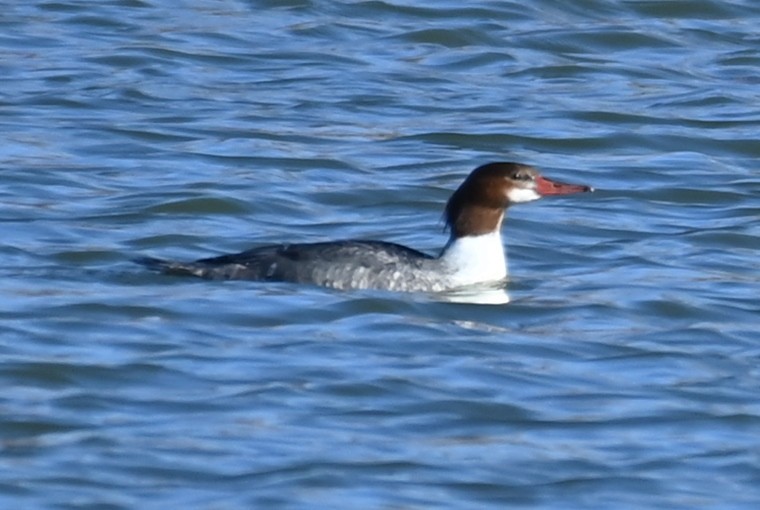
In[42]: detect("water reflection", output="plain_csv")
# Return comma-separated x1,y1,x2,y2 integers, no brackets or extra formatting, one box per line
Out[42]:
437,280,511,305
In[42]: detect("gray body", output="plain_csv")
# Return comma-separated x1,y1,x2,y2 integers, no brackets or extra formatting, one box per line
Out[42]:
137,240,456,292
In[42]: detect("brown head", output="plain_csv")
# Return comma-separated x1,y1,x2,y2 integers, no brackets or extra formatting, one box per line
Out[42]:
444,162,592,238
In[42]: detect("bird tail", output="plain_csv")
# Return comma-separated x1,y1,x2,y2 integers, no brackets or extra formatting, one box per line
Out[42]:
133,256,172,272
133,256,209,277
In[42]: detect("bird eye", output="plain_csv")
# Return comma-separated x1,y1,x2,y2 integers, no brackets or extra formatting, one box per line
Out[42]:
515,172,532,181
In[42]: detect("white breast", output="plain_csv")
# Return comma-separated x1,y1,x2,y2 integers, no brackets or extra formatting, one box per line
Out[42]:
440,232,507,288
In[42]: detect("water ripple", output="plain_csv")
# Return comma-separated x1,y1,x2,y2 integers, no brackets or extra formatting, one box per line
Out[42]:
1,0,759,508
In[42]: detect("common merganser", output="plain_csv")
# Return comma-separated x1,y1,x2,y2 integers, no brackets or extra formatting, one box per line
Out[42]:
136,162,592,294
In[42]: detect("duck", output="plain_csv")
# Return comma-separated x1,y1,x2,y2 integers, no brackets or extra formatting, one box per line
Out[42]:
136,162,592,294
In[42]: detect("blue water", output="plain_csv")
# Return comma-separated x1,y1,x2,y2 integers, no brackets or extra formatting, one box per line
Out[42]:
2,1,759,508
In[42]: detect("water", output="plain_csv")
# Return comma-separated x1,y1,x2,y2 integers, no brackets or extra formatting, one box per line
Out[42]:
2,0,759,508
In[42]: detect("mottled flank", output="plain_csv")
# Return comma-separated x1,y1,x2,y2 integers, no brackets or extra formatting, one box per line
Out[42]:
139,241,444,291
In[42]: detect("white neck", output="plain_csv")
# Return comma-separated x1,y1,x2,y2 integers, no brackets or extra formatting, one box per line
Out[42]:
439,231,507,288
